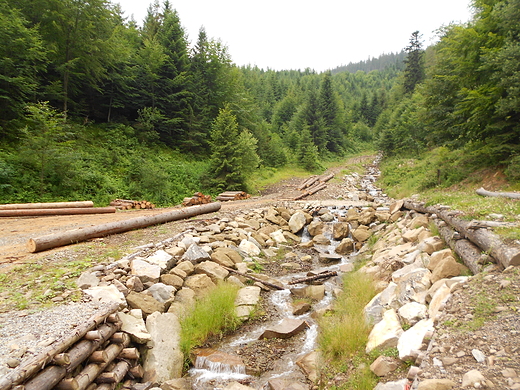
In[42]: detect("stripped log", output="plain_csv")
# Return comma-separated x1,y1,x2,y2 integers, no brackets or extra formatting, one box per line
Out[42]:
88,351,108,364
320,173,335,183
0,302,119,390
118,348,139,360
52,353,71,366
298,176,319,190
0,207,116,217
222,266,285,290
476,187,520,200
0,201,94,210
404,200,520,268
27,202,221,253
22,323,120,390
288,271,338,285
215,191,251,201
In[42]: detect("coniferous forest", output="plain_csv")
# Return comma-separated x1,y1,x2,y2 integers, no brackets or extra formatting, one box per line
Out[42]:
1,0,519,205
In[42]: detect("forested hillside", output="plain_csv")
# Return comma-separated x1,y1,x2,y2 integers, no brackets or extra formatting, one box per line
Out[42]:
1,0,518,206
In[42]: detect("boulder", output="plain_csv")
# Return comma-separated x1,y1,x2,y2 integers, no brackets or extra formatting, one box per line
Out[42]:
118,311,151,344
374,379,409,390
418,237,445,255
430,257,468,283
83,285,126,308
370,355,400,377
235,286,261,319
268,378,308,390
181,243,211,264
366,309,403,354
183,274,216,298
223,382,255,390
194,261,229,283
147,283,176,303
295,351,319,382
320,213,334,222
77,271,99,289
402,226,426,243
318,253,342,263
427,249,453,271
160,273,184,290
333,222,350,240
364,292,385,325
160,378,190,390
194,348,246,374
292,301,312,315
146,250,174,270
211,250,235,268
126,275,144,292
270,229,287,244
173,261,194,276
307,220,324,236
336,238,355,255
416,379,456,390
352,225,373,242
461,369,487,388
397,319,434,361
398,302,428,326
289,212,307,234
409,215,429,229
313,234,331,245
126,291,166,316
239,239,261,256
259,318,309,339
131,259,161,284
428,283,451,320
143,312,183,384
305,285,325,301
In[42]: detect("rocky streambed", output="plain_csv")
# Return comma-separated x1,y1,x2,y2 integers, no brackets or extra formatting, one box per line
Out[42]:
1,160,519,390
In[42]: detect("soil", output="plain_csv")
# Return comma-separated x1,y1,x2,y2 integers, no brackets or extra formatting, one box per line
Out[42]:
1,154,519,390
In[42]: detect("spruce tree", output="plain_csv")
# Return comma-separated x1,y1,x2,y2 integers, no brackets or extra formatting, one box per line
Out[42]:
403,31,425,94
208,107,246,191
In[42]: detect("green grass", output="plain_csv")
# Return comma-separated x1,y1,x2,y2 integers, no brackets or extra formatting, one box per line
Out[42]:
179,282,242,361
317,271,379,389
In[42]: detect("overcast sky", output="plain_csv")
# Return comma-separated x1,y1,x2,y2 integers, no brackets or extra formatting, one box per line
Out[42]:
115,0,474,72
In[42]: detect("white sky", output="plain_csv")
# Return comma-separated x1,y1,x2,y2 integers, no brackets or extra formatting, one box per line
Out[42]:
115,0,474,72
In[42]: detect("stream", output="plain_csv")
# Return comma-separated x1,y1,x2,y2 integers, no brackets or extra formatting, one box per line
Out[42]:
187,161,386,389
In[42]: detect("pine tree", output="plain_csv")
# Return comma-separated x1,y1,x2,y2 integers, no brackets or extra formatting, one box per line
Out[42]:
298,125,322,171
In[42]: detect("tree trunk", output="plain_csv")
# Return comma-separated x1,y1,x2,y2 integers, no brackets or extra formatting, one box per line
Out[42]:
27,203,221,253
404,200,520,269
288,271,338,285
0,201,94,210
0,207,115,218
0,303,119,390
476,187,520,200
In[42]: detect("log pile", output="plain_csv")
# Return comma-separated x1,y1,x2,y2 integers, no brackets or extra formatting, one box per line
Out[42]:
294,173,335,200
182,192,212,206
215,191,251,202
109,199,155,210
0,304,145,390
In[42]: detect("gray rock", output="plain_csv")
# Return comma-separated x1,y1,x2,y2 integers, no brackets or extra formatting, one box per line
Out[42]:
461,369,486,388
239,239,261,256
374,379,409,390
160,378,190,390
83,285,126,308
144,312,183,384
181,243,211,264
471,349,486,363
366,309,403,354
318,253,342,263
417,379,457,390
320,213,334,222
146,250,174,270
118,311,151,344
370,355,399,377
126,275,144,292
147,283,176,303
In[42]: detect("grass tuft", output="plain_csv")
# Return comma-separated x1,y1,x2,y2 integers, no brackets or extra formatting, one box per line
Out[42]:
179,282,241,359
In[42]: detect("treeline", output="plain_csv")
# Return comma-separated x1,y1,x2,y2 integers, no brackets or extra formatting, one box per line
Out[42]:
376,0,520,185
0,0,401,205
331,51,406,75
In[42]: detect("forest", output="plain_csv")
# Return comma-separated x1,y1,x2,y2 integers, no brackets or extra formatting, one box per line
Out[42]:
0,0,519,206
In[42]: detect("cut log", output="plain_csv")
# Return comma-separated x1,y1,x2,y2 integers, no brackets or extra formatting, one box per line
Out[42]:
88,350,108,364
0,201,94,210
118,348,139,360
52,353,71,366
0,207,116,217
404,200,520,268
95,361,130,384
0,302,119,390
222,266,285,290
476,187,520,200
435,220,483,275
288,271,338,285
27,202,221,253
320,173,335,183
128,365,144,379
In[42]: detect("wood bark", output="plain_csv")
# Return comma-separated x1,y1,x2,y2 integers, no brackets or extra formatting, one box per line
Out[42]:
0,302,119,390
0,207,116,218
476,187,520,200
52,353,71,366
118,348,139,360
27,202,221,253
95,361,130,384
404,200,520,268
222,266,285,290
0,201,94,210
288,271,338,285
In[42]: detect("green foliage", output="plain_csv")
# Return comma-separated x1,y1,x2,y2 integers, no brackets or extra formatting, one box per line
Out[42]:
297,126,323,172
403,31,425,94
179,282,241,359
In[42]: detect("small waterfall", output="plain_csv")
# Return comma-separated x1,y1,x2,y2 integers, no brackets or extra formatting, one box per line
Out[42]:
195,355,247,375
